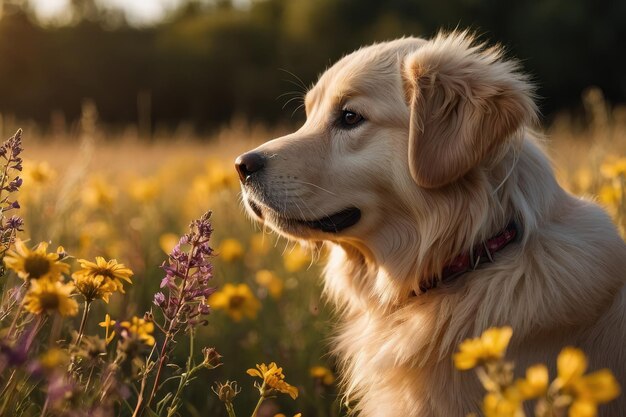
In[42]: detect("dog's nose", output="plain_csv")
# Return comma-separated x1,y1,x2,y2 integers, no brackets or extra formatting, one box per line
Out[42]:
235,152,266,182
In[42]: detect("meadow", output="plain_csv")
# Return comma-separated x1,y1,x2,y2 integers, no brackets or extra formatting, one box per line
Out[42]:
0,87,624,417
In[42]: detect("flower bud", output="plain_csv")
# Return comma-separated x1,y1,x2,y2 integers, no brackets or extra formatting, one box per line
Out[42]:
212,380,240,404
202,347,222,369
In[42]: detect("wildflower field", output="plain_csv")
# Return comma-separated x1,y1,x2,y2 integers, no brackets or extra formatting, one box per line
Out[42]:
0,89,624,417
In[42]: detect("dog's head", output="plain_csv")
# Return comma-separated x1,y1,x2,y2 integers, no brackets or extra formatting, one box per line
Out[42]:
237,32,536,292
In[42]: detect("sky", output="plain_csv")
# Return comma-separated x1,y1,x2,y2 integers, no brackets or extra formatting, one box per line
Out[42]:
28,0,206,25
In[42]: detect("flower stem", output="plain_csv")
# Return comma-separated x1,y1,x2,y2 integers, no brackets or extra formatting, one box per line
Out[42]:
75,300,92,347
225,403,237,417
6,285,27,338
166,329,196,415
142,331,172,413
142,239,201,415
251,382,266,417
39,396,50,417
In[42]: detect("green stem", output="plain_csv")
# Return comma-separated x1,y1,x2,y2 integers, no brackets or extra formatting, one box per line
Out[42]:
6,286,28,338
225,403,237,417
84,364,96,393
130,344,158,417
164,330,200,417
75,300,91,347
142,239,202,415
250,382,266,417
0,370,17,415
39,396,50,417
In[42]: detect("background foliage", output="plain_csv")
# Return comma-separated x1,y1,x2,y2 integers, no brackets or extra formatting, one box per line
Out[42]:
0,0,624,132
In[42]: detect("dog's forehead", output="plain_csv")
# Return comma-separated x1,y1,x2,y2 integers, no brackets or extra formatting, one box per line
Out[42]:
306,37,426,110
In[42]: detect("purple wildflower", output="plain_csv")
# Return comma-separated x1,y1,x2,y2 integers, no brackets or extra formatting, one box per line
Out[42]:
46,371,76,408
0,130,24,272
155,210,215,331
153,292,165,307
7,215,24,231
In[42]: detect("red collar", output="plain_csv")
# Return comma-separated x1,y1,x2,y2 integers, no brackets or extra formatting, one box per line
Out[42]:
416,221,519,294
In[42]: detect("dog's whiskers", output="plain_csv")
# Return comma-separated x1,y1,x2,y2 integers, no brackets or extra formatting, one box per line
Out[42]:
290,179,337,196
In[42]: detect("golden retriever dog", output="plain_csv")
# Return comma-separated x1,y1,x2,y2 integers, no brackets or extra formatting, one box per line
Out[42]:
235,32,626,416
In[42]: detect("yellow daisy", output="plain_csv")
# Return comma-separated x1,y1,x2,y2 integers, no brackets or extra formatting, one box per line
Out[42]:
555,347,621,416
255,270,284,299
217,239,244,262
39,348,69,371
556,347,588,388
209,283,260,321
516,364,549,399
72,257,133,294
483,387,523,417
23,160,56,185
453,326,513,370
4,239,70,281
128,177,160,203
72,272,119,303
120,316,155,346
247,362,299,399
310,366,335,385
81,176,117,209
283,244,311,272
23,277,78,316
159,233,179,254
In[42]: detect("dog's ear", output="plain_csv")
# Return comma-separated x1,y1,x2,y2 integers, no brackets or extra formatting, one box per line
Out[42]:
403,32,537,188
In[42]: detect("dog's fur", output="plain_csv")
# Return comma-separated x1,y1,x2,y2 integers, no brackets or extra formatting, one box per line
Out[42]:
237,32,626,416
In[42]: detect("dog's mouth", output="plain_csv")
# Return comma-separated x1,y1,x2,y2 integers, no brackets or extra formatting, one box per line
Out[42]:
299,207,361,233
248,200,361,233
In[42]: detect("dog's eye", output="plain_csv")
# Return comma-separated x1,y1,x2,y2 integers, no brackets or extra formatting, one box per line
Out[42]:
340,110,364,128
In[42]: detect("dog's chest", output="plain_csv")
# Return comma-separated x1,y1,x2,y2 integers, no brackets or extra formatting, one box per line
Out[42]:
333,305,483,416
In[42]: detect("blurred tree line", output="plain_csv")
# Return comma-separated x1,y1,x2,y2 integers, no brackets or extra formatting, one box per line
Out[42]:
0,0,624,133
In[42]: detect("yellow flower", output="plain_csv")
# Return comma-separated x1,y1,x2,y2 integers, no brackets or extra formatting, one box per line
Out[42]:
250,233,270,256
159,233,179,254
572,369,621,403
119,316,155,347
574,168,592,192
128,177,160,202
82,176,118,209
283,244,311,272
72,272,119,303
310,366,335,385
247,362,299,399
206,162,238,190
555,347,621,416
569,399,597,417
98,314,116,344
600,157,626,178
23,160,56,185
209,283,260,321
218,239,244,262
483,387,524,417
516,364,549,399
72,257,133,295
39,348,69,371
255,270,284,299
557,347,588,388
4,239,70,281
23,277,78,316
598,184,621,208
453,326,513,370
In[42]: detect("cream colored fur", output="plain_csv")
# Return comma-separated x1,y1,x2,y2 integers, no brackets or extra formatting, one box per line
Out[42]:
237,32,626,416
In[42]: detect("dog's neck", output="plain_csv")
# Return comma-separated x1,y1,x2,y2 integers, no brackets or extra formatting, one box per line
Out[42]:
415,220,519,294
